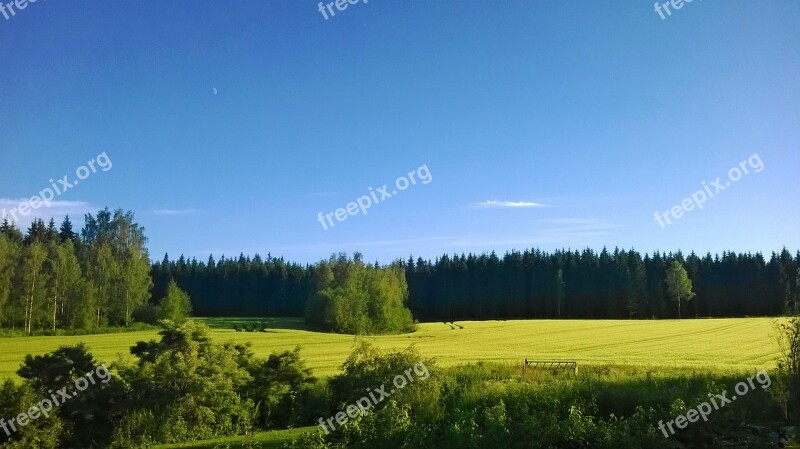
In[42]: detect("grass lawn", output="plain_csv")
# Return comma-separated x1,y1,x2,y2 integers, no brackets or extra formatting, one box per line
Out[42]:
0,317,781,380
152,426,315,448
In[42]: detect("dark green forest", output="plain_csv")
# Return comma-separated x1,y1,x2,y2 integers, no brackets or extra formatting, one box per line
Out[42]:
153,248,800,322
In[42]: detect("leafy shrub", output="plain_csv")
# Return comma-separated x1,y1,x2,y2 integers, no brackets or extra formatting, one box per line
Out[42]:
240,346,317,428
132,303,160,325
0,379,62,449
157,281,193,323
112,321,255,446
16,344,123,448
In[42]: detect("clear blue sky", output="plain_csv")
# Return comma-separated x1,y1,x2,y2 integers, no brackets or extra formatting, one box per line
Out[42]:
1,0,798,263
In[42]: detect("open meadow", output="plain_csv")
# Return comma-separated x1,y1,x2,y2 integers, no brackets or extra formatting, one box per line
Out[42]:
0,317,781,381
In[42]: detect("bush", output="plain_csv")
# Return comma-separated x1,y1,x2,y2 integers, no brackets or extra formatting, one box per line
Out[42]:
15,344,123,448
132,303,160,325
310,360,781,449
157,281,193,323
113,321,255,446
240,346,317,428
0,379,62,449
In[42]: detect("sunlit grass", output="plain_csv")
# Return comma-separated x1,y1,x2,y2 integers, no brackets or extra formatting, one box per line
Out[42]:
0,317,781,380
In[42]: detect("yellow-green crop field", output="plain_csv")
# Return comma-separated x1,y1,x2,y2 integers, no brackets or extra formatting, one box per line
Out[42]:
0,317,782,381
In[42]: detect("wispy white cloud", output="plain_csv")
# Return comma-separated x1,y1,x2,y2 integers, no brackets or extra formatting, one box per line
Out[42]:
530,218,606,225
472,200,545,208
0,198,95,225
151,208,201,216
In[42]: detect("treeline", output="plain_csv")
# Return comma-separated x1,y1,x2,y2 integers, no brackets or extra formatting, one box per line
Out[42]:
151,253,311,316
404,248,800,320
159,248,800,321
9,207,795,330
153,253,414,334
0,209,152,333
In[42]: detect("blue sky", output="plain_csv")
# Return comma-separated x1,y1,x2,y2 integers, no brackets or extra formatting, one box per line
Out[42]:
1,0,798,263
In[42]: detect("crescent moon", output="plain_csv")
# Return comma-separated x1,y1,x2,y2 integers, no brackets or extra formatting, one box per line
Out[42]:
212,88,218,95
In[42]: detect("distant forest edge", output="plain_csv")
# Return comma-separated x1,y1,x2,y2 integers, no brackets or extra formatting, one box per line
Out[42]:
154,246,800,321
1,209,799,334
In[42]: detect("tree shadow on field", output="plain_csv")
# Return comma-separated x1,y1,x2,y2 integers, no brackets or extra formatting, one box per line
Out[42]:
195,317,308,331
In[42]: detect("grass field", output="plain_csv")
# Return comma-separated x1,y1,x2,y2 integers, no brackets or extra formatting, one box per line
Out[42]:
152,427,314,449
0,317,781,381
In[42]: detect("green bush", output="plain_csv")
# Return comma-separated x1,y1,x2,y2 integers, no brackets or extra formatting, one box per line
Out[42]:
303,361,781,449
240,346,317,429
157,281,193,324
132,303,160,325
112,321,256,446
0,379,62,449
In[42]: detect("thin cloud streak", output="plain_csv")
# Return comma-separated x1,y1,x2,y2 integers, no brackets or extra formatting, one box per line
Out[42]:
151,209,202,216
0,199,95,225
473,200,545,208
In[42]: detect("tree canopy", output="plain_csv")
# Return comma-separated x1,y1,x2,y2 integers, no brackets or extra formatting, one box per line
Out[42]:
665,260,695,319
0,208,152,333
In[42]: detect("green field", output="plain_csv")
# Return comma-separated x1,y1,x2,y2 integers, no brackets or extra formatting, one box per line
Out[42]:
152,427,314,449
0,317,781,381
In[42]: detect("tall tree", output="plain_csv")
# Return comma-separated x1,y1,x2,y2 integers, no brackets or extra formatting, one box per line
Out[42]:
58,215,79,245
665,261,695,319
118,247,152,326
48,241,82,330
0,218,24,244
0,235,20,327
20,242,48,334
87,243,119,327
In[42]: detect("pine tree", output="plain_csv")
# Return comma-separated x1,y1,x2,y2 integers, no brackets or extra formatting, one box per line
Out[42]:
58,215,78,244
0,218,24,244
24,219,48,245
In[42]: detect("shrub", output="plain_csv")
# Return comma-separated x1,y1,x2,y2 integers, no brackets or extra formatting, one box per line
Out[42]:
113,321,255,446
132,303,159,325
157,281,193,324
240,346,317,428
